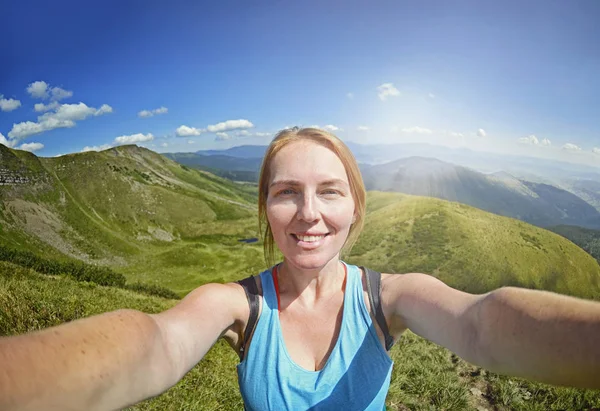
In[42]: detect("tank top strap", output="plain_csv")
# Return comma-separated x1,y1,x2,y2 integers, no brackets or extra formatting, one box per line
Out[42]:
259,267,278,313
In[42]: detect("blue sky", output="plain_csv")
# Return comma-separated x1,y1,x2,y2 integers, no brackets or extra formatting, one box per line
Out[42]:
1,0,599,165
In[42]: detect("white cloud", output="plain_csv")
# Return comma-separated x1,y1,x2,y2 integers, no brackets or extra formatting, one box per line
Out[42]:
27,81,49,99
96,104,113,115
477,128,487,138
40,102,96,122
401,126,433,134
541,138,552,146
448,131,464,138
0,96,22,112
357,126,370,131
346,92,354,99
187,140,196,144
18,142,44,152
8,102,113,140
377,83,400,101
234,130,251,137
114,133,154,144
207,119,254,133
253,132,272,137
215,132,230,141
34,101,60,112
8,122,47,139
0,132,16,148
562,143,582,152
323,125,340,131
428,93,435,99
81,144,113,152
138,106,168,118
176,125,203,137
518,135,539,145
161,142,168,148
51,87,73,101
593,147,600,155
26,81,72,101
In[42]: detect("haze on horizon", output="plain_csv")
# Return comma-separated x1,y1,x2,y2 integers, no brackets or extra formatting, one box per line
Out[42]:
1,0,599,167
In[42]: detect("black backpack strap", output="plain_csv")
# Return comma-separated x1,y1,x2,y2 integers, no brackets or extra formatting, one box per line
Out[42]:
236,275,260,361
362,267,395,351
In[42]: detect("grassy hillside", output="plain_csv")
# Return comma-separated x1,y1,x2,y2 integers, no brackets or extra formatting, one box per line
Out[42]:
0,144,263,295
549,225,600,264
348,191,600,300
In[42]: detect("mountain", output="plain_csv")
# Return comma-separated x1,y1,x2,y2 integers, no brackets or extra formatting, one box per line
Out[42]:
196,145,268,158
163,152,262,182
349,191,600,300
560,179,600,212
548,225,600,264
164,153,262,172
0,144,264,295
361,157,600,229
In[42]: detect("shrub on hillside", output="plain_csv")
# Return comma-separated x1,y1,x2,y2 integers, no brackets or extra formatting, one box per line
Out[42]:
0,245,126,287
0,245,179,299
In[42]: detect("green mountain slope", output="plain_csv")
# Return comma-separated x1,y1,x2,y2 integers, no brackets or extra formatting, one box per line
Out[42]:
548,225,600,264
0,144,263,295
348,191,600,299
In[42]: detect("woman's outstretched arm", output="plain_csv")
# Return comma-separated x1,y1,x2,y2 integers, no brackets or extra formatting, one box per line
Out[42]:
0,282,246,411
383,273,600,389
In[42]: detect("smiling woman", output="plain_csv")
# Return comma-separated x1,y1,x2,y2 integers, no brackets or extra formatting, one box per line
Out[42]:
1,128,600,411
258,127,367,267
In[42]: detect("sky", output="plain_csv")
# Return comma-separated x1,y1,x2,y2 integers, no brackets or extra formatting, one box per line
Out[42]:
1,0,599,166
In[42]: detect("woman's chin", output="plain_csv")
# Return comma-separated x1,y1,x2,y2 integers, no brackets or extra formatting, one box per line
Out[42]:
284,253,340,271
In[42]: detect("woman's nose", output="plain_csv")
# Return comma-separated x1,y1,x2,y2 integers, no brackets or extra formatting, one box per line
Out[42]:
297,193,319,222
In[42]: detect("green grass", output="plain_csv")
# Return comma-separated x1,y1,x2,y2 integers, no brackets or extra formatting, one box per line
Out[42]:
349,192,600,300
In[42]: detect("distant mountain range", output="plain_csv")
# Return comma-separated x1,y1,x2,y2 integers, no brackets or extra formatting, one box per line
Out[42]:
361,157,600,229
165,144,600,229
163,152,262,182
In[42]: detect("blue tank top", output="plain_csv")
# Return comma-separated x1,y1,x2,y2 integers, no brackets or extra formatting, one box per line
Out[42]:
237,262,394,410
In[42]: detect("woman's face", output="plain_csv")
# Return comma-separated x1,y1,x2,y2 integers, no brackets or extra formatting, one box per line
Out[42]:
266,140,356,270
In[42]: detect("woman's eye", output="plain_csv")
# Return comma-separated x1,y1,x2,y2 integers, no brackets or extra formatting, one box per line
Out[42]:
278,189,296,195
322,189,340,196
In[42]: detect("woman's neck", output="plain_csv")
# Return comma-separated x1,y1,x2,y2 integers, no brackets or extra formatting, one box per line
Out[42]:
277,258,346,307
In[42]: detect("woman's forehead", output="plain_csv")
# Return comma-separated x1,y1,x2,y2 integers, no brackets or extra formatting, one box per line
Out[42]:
269,141,348,182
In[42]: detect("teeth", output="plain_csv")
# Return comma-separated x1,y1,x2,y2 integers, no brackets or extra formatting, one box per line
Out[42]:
296,235,325,242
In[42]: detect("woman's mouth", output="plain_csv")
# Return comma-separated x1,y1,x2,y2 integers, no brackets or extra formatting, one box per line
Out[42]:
291,233,330,247
293,234,327,242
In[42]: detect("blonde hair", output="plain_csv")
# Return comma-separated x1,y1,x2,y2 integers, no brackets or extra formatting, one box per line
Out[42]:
258,127,367,266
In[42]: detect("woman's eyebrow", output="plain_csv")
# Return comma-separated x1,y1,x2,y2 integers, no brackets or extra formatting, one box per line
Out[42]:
269,179,301,188
270,178,349,188
319,179,349,187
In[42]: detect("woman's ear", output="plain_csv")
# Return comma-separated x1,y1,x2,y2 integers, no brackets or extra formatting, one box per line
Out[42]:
351,214,357,224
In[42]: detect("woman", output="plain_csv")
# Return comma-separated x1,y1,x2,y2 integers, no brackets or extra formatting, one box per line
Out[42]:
1,127,599,410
